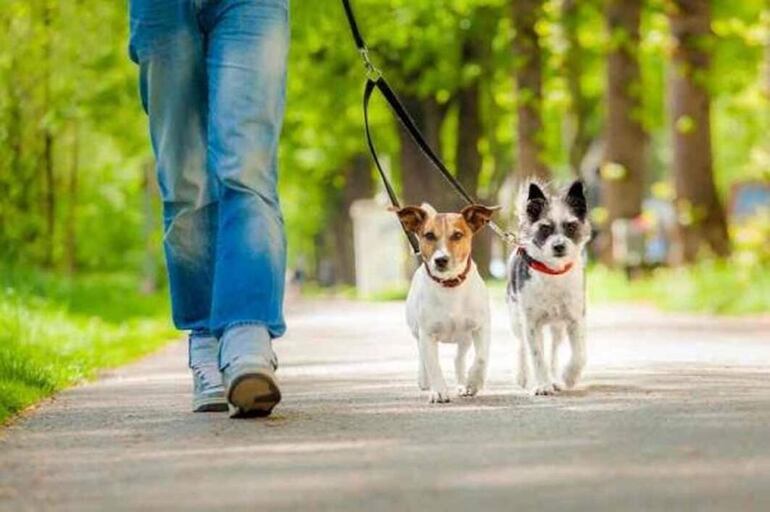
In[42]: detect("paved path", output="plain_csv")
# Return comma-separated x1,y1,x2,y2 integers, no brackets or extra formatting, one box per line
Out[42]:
1,299,770,511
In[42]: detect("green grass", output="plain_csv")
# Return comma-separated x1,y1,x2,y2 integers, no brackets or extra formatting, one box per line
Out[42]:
587,260,770,315
0,268,175,424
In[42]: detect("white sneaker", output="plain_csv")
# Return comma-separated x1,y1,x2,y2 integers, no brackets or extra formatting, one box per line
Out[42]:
189,335,228,413
220,325,281,418
223,356,281,418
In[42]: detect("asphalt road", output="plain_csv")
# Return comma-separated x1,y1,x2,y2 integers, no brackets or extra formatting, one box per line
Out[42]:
1,299,769,511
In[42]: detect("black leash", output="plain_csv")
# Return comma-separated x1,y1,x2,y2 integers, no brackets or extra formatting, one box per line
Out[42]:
342,0,517,256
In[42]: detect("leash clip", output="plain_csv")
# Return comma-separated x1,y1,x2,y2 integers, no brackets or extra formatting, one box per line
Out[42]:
488,222,518,247
359,47,381,81
500,231,519,246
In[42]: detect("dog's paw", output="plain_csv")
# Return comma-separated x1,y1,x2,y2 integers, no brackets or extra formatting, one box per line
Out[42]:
458,385,478,397
428,389,451,404
417,369,430,391
532,382,560,396
562,365,582,389
515,371,530,390
464,372,485,396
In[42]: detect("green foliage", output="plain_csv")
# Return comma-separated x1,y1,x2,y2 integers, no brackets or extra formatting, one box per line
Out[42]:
285,0,770,271
732,209,770,267
0,0,152,271
588,259,770,315
0,268,174,423
0,0,768,285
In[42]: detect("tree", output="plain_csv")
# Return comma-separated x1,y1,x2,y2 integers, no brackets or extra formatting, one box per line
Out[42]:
0,0,152,271
65,120,79,273
512,0,550,181
602,0,646,238
562,0,595,176
331,154,374,285
667,0,730,261
456,40,484,198
41,0,56,267
399,93,454,210
456,8,497,276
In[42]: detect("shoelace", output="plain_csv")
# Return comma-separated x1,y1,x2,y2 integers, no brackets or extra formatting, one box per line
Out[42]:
192,362,222,388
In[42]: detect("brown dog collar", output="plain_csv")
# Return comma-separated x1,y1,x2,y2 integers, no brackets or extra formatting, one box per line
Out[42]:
425,257,473,288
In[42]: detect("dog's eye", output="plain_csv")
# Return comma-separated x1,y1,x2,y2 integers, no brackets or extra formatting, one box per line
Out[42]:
538,224,554,237
563,222,578,236
424,232,437,242
450,232,464,241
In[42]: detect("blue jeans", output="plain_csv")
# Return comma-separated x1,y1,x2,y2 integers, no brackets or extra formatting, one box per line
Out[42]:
129,0,289,339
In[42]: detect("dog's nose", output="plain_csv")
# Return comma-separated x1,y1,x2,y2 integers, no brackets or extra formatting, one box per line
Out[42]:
434,256,449,270
553,243,566,257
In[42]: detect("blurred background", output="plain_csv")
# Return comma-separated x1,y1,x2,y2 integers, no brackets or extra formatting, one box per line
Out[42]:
0,0,768,421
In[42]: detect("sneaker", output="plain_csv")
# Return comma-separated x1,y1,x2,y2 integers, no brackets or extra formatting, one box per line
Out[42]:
220,325,281,418
189,335,228,413
223,357,281,418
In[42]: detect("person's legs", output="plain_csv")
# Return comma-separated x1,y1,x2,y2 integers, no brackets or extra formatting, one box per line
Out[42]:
201,0,289,417
129,0,226,411
204,0,289,338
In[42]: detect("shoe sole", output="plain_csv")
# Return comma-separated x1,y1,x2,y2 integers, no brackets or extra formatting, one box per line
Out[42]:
227,371,281,418
193,396,229,413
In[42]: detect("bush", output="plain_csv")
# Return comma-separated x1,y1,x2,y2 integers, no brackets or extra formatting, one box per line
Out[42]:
588,257,770,315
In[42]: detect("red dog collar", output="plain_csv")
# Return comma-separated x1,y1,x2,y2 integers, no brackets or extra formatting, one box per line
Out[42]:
518,248,574,276
425,257,472,288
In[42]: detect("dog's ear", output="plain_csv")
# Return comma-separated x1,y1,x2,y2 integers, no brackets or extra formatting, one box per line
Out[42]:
526,182,548,223
461,204,501,233
389,205,428,234
565,180,587,221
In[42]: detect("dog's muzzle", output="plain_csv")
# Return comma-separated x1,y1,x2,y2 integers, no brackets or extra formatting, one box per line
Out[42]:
433,256,449,272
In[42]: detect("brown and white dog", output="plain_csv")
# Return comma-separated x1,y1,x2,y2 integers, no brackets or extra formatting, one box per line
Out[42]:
392,203,500,403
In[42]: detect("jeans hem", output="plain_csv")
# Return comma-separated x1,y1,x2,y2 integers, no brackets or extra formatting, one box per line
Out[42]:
187,333,219,369
189,329,216,338
218,320,281,371
218,320,285,340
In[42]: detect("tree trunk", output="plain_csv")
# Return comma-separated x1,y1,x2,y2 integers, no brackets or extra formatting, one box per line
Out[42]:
332,154,373,286
2,58,22,237
668,0,730,261
602,0,645,227
456,80,482,197
456,21,492,277
563,0,592,176
399,94,454,211
511,0,550,182
42,0,55,267
65,120,78,274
